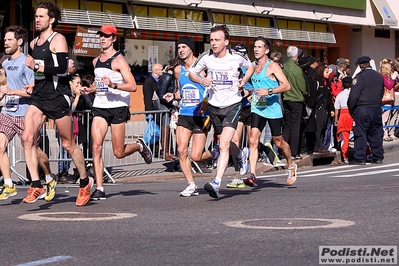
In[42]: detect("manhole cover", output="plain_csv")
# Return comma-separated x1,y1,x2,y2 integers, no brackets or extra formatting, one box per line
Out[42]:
224,218,355,229
18,212,137,221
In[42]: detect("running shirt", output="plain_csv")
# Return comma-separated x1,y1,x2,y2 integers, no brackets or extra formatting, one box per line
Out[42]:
179,63,208,117
93,51,130,108
250,59,282,119
189,49,252,108
1,54,32,116
32,32,70,100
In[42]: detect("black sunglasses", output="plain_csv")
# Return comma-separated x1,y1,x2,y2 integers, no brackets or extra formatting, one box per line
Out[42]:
98,32,113,38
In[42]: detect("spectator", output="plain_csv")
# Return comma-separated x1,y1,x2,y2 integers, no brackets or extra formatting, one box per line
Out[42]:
282,46,307,160
348,56,384,165
379,58,395,141
334,76,353,164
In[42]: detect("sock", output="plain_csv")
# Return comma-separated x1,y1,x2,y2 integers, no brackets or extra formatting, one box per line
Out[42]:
32,180,42,188
4,178,13,187
188,182,195,186
97,186,104,192
214,177,222,184
237,149,244,159
212,149,219,159
138,142,143,152
45,174,54,183
79,177,89,187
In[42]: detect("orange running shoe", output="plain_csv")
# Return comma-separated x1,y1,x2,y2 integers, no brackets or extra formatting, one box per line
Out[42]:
22,187,46,203
76,177,94,207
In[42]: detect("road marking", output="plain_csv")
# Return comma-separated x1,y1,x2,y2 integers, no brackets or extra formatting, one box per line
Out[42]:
224,218,355,230
259,163,399,178
18,212,137,221
15,256,72,266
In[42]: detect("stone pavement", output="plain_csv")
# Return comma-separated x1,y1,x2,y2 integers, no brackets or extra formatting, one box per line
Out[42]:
113,137,399,182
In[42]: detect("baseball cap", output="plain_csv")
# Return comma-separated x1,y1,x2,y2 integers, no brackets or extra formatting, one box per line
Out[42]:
336,57,348,65
97,24,117,36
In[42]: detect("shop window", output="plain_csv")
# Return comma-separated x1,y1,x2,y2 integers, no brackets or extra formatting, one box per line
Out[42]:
103,3,122,13
149,7,167,17
57,0,79,9
133,5,148,16
306,22,314,31
125,39,176,84
279,20,288,29
315,23,327,32
288,21,301,30
213,13,224,23
246,17,255,26
173,9,185,19
224,14,240,24
83,1,101,11
257,17,271,27
186,10,203,21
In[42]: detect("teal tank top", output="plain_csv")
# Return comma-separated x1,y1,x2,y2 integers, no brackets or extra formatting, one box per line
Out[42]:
179,64,208,117
250,59,282,119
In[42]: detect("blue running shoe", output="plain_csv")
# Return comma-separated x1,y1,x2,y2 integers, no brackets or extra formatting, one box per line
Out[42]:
204,178,220,199
237,147,250,176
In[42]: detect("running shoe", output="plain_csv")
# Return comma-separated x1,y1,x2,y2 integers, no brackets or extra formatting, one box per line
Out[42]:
76,176,94,207
90,189,106,200
237,147,250,176
22,187,46,203
44,174,57,201
286,163,298,185
226,177,245,188
137,138,153,164
244,173,258,187
204,178,220,199
0,184,17,200
179,183,199,197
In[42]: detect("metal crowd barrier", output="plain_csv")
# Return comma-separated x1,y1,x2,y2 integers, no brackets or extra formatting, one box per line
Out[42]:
8,109,176,185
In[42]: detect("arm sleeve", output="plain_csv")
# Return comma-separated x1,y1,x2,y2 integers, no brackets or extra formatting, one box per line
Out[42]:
43,52,68,75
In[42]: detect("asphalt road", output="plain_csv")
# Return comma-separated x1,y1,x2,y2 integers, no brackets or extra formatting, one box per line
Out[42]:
1,152,398,266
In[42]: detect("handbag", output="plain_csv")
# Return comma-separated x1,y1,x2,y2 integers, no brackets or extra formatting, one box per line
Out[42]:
143,115,160,145
382,88,394,104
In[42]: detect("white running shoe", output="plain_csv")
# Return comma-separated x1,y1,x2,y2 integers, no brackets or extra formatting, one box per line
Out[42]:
237,147,250,176
179,183,199,197
204,178,220,198
287,163,298,185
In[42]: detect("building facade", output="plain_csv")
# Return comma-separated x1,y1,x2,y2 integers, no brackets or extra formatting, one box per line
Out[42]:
1,0,398,110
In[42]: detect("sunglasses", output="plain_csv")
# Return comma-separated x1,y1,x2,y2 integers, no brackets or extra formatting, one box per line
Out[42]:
98,32,113,38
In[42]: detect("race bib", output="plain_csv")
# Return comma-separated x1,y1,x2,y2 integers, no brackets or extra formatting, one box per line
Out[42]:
4,95,20,112
182,88,200,106
95,77,108,93
210,71,233,86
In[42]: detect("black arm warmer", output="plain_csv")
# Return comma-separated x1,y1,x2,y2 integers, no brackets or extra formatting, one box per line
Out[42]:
44,52,69,75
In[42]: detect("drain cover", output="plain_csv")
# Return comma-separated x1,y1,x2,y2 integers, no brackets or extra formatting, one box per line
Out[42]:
224,218,355,229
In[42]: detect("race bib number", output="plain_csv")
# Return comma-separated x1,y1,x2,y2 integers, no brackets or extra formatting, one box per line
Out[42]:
252,93,267,108
4,95,20,112
211,71,233,86
182,88,200,106
95,77,108,93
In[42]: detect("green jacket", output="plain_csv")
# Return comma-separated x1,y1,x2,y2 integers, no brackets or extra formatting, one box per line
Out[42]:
282,58,307,103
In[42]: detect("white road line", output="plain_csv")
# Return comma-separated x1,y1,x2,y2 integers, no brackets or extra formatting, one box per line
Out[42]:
18,212,137,221
257,163,399,178
334,168,399,177
15,256,72,266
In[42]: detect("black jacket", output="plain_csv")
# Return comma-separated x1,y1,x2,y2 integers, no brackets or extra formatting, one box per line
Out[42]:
156,72,176,108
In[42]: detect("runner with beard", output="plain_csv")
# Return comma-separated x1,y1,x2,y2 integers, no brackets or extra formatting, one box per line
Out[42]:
23,1,90,206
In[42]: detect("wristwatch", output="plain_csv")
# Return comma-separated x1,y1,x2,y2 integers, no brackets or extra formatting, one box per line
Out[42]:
268,89,273,95
33,63,40,72
113,83,118,90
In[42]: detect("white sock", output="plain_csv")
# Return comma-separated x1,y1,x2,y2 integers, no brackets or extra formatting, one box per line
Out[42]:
45,174,54,183
188,182,195,186
214,177,222,184
138,142,143,152
97,186,104,192
4,178,13,187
